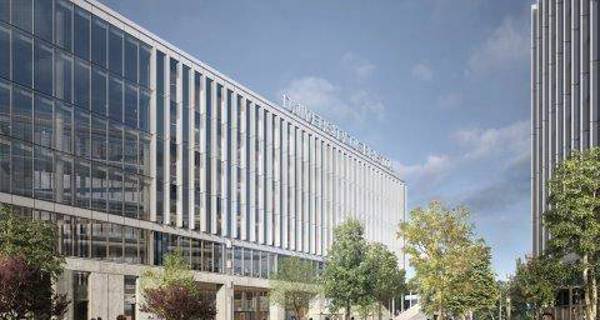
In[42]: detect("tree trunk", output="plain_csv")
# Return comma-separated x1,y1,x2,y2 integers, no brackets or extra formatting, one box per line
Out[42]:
438,307,445,320
590,275,597,320
583,254,597,320
345,304,351,320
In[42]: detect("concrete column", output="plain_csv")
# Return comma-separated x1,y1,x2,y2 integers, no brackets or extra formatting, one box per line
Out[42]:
239,96,248,241
289,125,297,251
55,269,74,320
265,111,273,245
309,135,316,255
248,101,257,242
136,277,152,320
210,81,218,234
199,74,208,232
216,282,234,320
176,62,184,229
88,273,124,320
273,116,281,247
281,120,289,249
257,107,265,244
230,90,239,239
270,302,286,320
302,131,309,253
221,85,229,237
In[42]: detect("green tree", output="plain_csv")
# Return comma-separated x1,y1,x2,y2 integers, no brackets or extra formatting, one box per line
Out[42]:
507,256,570,320
322,218,374,320
366,243,406,320
0,206,64,278
449,242,498,319
399,201,497,320
140,252,215,320
544,147,600,320
269,256,319,320
0,205,69,319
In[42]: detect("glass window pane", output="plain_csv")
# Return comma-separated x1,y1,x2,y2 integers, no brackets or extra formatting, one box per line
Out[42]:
139,89,150,132
0,0,9,23
0,25,9,80
34,41,53,96
156,51,164,96
55,152,73,205
55,0,72,51
91,222,107,259
139,176,150,220
108,224,123,262
108,168,123,215
139,133,150,176
74,8,90,60
13,30,33,87
12,0,32,32
74,109,90,158
55,50,72,102
75,158,90,208
34,94,53,147
123,175,137,219
109,76,123,122
91,163,107,212
0,137,10,193
74,59,90,109
91,117,106,161
123,227,138,263
124,36,137,83
91,67,107,116
12,141,33,197
34,0,52,42
91,17,107,67
124,83,137,128
243,248,252,277
156,97,164,136
139,45,151,88
108,122,122,164
0,80,10,136
12,86,33,142
124,130,137,169
34,146,54,201
54,102,72,153
109,27,123,76
203,241,213,272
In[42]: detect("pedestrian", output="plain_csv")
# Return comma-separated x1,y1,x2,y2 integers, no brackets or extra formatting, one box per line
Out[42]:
117,316,126,320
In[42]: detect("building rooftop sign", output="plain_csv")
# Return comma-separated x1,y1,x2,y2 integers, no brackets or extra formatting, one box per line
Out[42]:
282,94,393,170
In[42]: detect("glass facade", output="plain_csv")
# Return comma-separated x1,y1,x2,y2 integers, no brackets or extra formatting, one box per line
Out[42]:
1,0,151,219
0,0,400,288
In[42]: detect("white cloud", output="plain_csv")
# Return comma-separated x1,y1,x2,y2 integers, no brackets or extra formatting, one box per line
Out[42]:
453,120,529,161
411,63,434,81
466,15,529,76
341,52,376,79
281,76,385,124
394,120,529,194
395,155,452,184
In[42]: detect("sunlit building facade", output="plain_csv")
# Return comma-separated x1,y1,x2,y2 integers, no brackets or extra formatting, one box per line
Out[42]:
0,0,406,319
531,0,599,255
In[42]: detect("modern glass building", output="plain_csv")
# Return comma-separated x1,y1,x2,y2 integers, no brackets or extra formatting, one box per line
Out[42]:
531,0,599,255
0,0,406,319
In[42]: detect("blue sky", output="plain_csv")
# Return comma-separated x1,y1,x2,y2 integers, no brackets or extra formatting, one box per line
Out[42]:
99,0,532,278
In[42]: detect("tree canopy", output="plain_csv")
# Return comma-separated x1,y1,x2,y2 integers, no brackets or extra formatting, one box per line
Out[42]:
269,256,319,320
322,218,375,319
0,205,69,320
399,201,498,320
140,252,215,320
544,147,600,320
